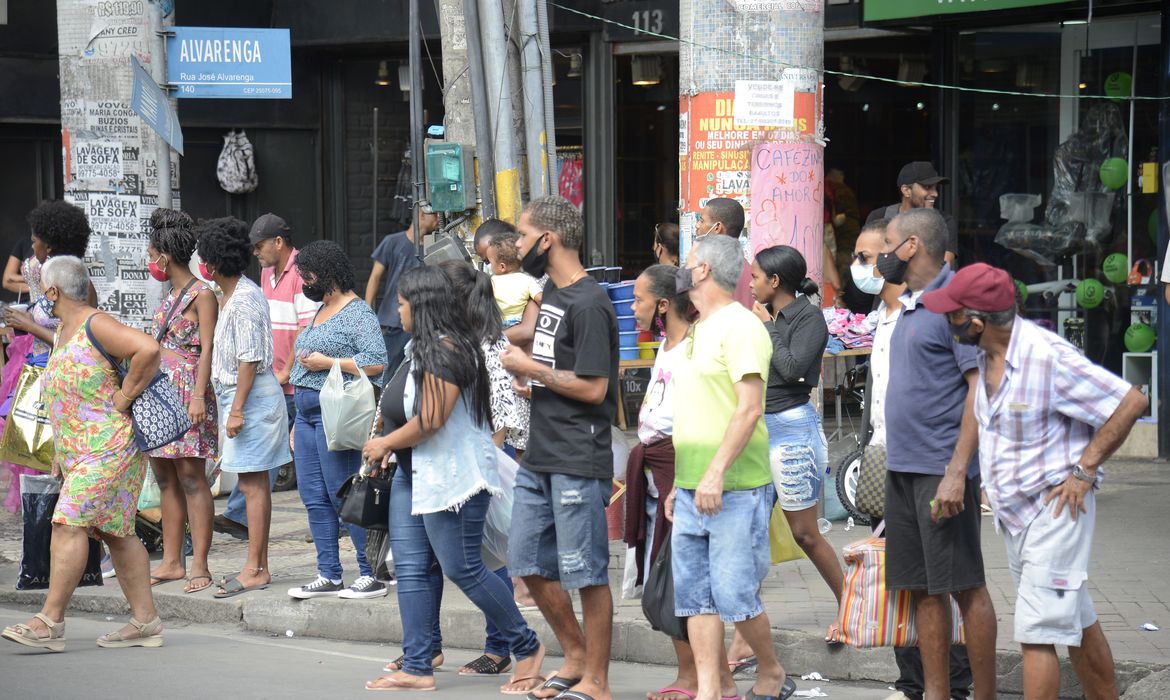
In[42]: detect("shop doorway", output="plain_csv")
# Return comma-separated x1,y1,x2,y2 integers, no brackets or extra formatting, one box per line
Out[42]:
614,51,679,275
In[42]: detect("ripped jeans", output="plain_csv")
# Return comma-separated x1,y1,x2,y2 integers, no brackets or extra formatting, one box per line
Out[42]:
507,467,610,590
765,401,828,512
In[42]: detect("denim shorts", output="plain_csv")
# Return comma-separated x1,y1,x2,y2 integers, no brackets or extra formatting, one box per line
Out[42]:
671,484,773,622
507,467,610,591
765,402,828,512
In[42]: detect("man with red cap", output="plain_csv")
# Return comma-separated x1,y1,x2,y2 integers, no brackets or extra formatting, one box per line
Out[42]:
923,263,1147,700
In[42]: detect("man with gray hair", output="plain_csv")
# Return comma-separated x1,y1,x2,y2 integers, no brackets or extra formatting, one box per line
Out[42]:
665,234,796,700
923,263,1146,700
500,195,619,700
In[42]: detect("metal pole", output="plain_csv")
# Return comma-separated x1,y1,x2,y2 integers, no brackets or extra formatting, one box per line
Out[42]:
410,0,424,258
478,0,522,222
149,0,172,209
536,0,556,194
518,0,546,198
1157,0,1169,456
372,107,379,244
463,0,497,219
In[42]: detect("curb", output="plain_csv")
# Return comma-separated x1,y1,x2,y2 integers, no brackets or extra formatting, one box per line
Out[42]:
1,585,1165,697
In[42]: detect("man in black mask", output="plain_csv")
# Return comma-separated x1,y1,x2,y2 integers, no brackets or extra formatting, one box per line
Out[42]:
880,208,998,700
500,195,620,700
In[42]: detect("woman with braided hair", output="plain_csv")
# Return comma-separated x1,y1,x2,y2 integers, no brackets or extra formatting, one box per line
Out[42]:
143,208,220,593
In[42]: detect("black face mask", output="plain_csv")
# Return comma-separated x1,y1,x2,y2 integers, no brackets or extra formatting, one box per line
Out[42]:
875,237,911,286
520,235,549,278
675,266,696,295
949,318,981,346
302,282,327,303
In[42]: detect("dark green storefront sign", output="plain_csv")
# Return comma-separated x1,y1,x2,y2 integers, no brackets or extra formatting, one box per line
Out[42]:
864,0,1069,22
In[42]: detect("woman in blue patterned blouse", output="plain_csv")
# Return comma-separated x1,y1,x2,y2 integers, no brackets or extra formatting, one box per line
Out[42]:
286,240,388,601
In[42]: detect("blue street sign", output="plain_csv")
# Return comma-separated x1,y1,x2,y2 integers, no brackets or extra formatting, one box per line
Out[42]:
130,55,184,155
167,27,292,99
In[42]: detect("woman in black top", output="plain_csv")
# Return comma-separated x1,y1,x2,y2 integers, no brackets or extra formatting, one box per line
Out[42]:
749,244,844,644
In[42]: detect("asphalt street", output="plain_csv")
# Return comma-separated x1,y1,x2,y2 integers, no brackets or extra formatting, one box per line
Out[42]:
0,605,917,700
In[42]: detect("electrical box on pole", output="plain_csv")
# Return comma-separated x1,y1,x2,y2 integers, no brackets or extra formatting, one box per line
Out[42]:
425,143,476,212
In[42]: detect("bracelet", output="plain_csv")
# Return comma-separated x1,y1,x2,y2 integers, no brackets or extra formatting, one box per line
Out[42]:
191,396,205,403
117,390,136,403
229,411,245,418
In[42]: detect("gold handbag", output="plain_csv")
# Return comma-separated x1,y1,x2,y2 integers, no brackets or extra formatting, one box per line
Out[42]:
0,365,54,472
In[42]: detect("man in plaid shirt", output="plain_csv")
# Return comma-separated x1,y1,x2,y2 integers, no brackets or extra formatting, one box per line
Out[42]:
923,263,1147,700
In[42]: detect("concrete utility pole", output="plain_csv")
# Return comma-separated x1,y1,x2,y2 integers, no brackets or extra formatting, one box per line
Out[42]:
478,0,523,223
437,0,481,238
678,1,824,285
57,0,178,330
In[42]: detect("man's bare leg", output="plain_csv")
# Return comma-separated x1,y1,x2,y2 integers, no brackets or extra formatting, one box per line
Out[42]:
1067,622,1119,700
953,586,997,700
524,576,585,699
914,592,952,700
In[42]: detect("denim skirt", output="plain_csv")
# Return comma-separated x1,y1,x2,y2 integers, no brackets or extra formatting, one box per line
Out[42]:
214,371,292,473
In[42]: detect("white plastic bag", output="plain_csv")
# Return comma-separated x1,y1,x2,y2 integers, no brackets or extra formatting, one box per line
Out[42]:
482,447,517,570
621,545,643,600
320,360,376,452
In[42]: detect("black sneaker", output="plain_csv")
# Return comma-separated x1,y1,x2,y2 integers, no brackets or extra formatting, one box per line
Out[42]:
337,575,388,599
288,576,344,599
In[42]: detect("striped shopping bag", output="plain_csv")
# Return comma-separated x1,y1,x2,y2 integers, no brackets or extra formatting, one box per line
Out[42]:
836,524,966,647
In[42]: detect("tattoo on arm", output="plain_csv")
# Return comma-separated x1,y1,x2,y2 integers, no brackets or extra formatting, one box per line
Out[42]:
531,367,580,388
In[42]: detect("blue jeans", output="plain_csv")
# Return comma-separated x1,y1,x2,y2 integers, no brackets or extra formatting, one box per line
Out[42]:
672,484,773,622
414,565,514,658
507,467,610,590
390,467,540,677
294,388,370,580
765,402,829,512
223,393,295,525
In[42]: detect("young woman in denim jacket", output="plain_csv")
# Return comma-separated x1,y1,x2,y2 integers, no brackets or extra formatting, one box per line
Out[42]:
361,266,545,694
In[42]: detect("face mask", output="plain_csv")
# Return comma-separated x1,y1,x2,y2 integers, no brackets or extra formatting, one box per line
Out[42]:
520,235,549,278
302,282,326,303
199,262,213,281
949,318,982,346
875,238,911,286
39,293,55,318
148,256,168,282
850,263,884,295
675,266,697,295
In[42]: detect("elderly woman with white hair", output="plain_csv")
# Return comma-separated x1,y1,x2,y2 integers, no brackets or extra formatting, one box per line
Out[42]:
2,256,166,652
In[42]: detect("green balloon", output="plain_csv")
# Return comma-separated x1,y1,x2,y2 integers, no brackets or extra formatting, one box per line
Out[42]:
1104,72,1132,102
1076,278,1105,309
1102,253,1129,284
1099,157,1128,190
1124,323,1155,353
1014,279,1028,303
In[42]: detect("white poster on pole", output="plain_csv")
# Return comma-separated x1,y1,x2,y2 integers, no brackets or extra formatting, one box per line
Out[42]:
733,80,795,129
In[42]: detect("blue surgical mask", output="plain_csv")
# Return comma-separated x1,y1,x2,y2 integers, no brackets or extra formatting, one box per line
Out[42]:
850,263,884,295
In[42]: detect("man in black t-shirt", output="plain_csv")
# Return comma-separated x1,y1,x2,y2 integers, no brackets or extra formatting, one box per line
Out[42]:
866,161,959,264
500,196,618,700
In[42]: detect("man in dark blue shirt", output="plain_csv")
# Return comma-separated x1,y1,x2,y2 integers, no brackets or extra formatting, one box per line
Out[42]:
364,210,437,375
879,208,997,700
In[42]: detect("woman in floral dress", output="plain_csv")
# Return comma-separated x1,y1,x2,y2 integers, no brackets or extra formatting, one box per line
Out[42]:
143,209,219,594
2,256,165,651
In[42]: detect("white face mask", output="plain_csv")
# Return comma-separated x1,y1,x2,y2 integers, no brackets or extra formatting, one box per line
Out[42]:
850,262,884,295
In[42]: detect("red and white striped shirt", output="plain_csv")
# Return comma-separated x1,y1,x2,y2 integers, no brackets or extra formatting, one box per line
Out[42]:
974,318,1131,535
260,249,320,394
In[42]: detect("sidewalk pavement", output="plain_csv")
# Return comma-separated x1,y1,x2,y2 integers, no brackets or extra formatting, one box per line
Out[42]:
1,457,1167,698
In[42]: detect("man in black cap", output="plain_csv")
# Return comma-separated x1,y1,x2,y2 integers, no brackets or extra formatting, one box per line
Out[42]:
866,162,959,264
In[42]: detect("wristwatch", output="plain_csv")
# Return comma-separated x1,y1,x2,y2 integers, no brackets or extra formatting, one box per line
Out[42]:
1071,464,1097,484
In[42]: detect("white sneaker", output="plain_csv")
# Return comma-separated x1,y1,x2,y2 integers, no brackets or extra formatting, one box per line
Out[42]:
288,576,344,599
337,575,388,599
100,552,116,579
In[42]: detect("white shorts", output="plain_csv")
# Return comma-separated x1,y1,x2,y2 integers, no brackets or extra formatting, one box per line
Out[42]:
1004,490,1098,647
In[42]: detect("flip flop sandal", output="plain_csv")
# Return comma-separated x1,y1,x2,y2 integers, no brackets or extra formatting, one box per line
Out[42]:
730,656,758,678
653,687,697,700
525,675,581,700
558,692,598,700
2,613,66,652
500,675,546,695
213,578,269,599
459,653,512,676
96,616,164,649
184,575,214,594
744,677,796,700
384,649,444,673
150,575,184,587
824,622,844,646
